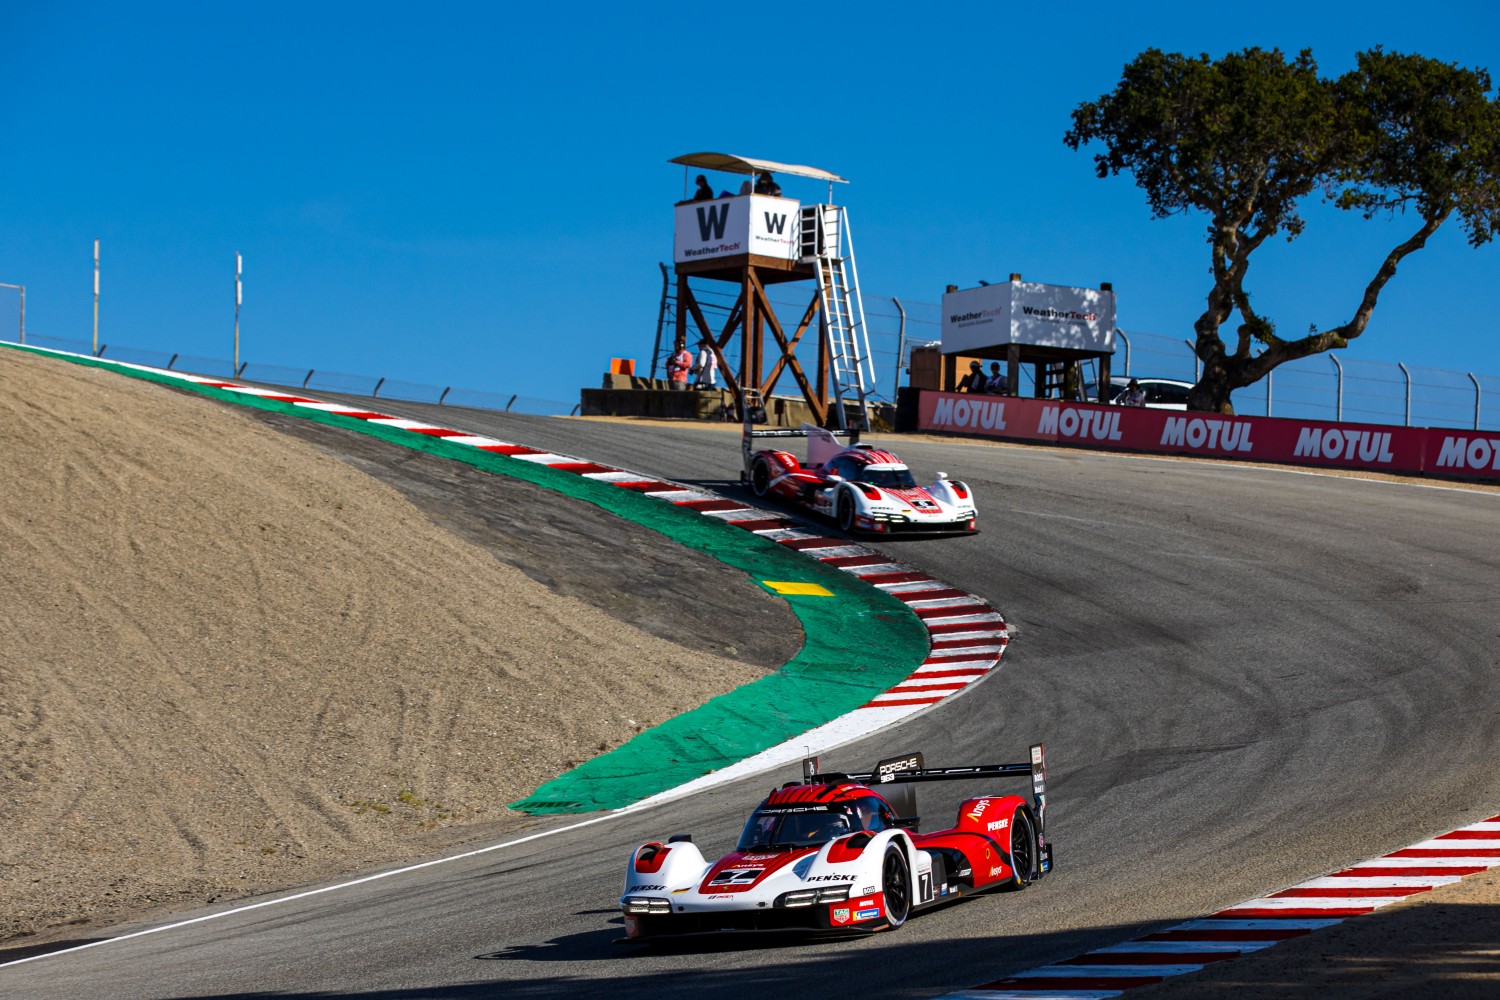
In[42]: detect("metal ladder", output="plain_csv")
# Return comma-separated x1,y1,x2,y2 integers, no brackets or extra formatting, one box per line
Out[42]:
801,205,874,431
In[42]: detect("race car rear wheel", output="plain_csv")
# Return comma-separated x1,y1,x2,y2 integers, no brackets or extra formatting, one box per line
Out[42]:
750,457,772,498
1003,807,1039,890
837,489,858,534
881,844,911,928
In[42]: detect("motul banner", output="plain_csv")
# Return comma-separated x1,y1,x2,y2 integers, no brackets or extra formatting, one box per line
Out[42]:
915,391,1500,481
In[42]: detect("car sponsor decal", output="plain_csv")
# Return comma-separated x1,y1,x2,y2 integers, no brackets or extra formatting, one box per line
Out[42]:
626,884,665,892
855,907,881,921
987,818,1009,833
830,907,850,925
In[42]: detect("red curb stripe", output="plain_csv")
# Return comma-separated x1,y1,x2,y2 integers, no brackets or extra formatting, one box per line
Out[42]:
914,604,989,619
477,444,544,455
334,410,393,421
259,393,323,404
1437,830,1500,840
1391,848,1500,857
778,536,844,550
861,696,946,709
856,571,930,585
820,554,895,568
889,680,972,692
923,650,997,662
677,498,752,512
895,588,970,603
407,427,467,437
931,636,1003,648
1272,886,1432,898
1337,866,1487,877
908,668,989,680
549,462,619,475
925,620,1004,635
615,480,679,493
1141,928,1315,942
1216,907,1378,918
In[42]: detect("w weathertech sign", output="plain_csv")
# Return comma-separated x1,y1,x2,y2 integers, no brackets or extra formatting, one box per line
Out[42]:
673,195,799,264
917,391,1499,481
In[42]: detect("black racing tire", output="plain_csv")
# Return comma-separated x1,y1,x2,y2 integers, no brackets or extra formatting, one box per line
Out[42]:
1003,807,1039,891
881,844,911,929
750,457,772,498
837,489,858,534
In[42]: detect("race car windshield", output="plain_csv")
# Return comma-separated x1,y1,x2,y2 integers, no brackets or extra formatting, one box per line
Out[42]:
859,468,918,489
737,808,852,850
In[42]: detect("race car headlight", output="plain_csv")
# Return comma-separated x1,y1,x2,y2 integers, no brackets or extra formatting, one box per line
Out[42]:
777,885,850,907
622,896,670,914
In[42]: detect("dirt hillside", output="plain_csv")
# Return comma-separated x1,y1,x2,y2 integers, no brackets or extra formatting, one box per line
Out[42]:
0,349,798,945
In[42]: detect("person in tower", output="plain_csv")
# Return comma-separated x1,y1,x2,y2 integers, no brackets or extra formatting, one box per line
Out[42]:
957,360,988,394
691,174,716,201
754,171,782,197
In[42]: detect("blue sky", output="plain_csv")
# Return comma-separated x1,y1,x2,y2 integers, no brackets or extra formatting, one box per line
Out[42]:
3,1,1496,407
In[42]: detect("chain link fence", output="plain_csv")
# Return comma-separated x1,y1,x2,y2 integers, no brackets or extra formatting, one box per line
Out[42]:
5,333,578,417
10,306,1499,432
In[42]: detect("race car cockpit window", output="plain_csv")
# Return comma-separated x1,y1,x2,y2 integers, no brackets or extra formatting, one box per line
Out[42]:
859,467,918,490
737,807,853,850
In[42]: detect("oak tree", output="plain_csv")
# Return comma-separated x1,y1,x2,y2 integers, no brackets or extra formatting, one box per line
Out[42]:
1065,47,1500,413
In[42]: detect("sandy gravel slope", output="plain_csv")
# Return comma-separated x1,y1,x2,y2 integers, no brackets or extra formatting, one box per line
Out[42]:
0,349,798,945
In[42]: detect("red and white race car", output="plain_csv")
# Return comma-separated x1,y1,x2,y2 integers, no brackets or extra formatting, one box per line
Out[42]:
743,423,978,534
619,746,1052,940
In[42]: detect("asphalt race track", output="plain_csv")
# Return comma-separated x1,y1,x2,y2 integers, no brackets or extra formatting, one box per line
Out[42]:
5,401,1499,999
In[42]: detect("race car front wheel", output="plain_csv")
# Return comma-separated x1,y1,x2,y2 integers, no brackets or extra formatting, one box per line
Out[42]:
1004,807,1040,890
837,490,857,533
882,844,911,929
750,457,772,498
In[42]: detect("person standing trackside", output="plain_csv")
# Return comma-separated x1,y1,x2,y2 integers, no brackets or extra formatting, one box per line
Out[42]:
1117,378,1146,407
666,339,694,390
693,338,719,389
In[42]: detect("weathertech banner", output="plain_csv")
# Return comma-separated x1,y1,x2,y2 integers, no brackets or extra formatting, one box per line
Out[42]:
915,391,1500,480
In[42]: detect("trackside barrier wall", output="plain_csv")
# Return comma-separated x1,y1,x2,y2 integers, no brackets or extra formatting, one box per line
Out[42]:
916,390,1500,481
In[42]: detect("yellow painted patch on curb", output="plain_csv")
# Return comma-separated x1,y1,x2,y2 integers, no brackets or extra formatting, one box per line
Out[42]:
762,581,834,597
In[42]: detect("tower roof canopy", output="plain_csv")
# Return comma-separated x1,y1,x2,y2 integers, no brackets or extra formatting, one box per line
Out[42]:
668,152,847,183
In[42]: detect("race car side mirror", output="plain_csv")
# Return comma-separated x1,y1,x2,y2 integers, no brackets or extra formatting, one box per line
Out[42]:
935,471,949,480
826,474,845,483
667,833,693,843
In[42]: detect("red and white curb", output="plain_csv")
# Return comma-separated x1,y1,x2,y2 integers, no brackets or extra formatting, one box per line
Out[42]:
28,347,1006,804
941,814,1500,998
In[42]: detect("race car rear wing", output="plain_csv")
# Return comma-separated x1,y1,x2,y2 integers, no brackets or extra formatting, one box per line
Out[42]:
738,388,860,482
802,744,1049,840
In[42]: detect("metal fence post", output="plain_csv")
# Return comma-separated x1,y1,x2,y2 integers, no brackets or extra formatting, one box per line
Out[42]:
505,394,518,411
892,296,907,400
439,387,451,405
167,353,178,370
1330,354,1343,422
1469,372,1481,430
303,369,315,388
372,377,385,398
1118,330,1131,376
1266,369,1273,417
1398,362,1412,426
1184,339,1199,380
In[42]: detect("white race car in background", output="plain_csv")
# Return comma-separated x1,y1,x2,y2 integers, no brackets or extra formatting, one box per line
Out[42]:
743,423,978,535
